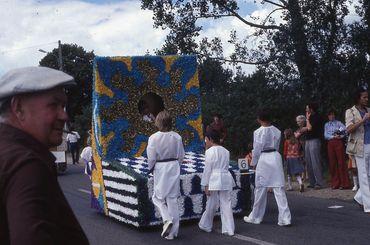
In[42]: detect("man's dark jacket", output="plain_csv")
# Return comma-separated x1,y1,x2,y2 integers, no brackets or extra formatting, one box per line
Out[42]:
0,123,89,245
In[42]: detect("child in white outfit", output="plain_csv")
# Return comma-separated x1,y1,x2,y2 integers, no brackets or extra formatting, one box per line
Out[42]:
244,110,292,226
198,130,235,236
146,111,185,240
80,146,92,178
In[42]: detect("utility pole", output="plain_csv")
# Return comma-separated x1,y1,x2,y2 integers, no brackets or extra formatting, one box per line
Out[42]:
38,40,63,71
58,40,63,71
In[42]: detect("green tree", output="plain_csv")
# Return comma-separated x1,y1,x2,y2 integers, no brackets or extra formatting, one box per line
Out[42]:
73,103,92,146
142,0,365,101
39,43,95,142
198,58,303,157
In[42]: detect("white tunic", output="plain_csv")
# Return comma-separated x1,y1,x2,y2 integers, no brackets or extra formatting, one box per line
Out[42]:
147,131,185,199
252,126,285,188
201,145,234,191
80,146,92,163
80,146,93,176
66,131,80,143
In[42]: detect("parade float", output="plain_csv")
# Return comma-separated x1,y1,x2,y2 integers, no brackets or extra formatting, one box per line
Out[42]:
90,55,250,227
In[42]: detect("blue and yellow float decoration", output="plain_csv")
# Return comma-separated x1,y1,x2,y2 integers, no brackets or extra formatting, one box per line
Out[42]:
91,55,245,227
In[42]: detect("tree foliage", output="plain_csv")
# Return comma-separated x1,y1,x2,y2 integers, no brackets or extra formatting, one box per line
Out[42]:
36,1,370,156
39,43,95,143
142,1,369,90
199,59,302,156
144,0,370,156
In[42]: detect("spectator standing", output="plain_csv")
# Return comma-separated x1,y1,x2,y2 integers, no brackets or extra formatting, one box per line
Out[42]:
206,114,227,144
67,127,80,164
294,115,308,181
324,110,351,189
0,67,89,244
345,86,370,213
305,103,325,189
283,129,305,192
347,155,359,191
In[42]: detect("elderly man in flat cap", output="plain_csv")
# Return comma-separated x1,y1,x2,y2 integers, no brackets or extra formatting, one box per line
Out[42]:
0,67,89,245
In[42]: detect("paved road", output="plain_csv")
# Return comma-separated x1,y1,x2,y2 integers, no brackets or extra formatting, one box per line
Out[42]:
59,164,370,245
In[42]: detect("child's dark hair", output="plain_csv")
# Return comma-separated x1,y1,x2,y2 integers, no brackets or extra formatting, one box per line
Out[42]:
326,108,336,116
213,113,223,119
284,128,297,144
205,129,221,144
257,109,271,122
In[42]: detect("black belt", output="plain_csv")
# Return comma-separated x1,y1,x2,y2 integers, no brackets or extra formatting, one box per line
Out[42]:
261,149,276,153
229,169,240,189
156,158,178,163
147,158,178,175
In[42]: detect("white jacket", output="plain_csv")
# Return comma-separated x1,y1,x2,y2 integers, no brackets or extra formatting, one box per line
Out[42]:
345,105,370,157
253,125,285,187
201,145,234,191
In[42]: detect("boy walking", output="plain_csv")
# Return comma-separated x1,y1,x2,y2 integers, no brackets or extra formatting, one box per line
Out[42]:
199,130,235,236
244,110,291,226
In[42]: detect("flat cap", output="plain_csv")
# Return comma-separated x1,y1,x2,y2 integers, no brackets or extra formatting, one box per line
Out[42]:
0,66,76,100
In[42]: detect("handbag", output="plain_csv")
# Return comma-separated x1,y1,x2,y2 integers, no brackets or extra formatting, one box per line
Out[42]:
346,137,358,155
346,107,366,155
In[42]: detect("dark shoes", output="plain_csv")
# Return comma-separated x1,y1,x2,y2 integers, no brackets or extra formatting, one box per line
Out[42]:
331,186,348,190
307,184,322,189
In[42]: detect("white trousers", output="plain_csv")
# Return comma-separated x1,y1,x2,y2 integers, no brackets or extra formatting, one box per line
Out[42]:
247,187,291,225
152,195,180,237
198,190,235,235
354,144,370,212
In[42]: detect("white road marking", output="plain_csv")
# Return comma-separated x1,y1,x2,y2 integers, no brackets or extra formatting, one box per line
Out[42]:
78,188,91,194
77,187,277,244
216,229,277,245
328,205,344,209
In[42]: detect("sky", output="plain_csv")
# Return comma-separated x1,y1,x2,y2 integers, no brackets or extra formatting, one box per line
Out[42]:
0,0,362,76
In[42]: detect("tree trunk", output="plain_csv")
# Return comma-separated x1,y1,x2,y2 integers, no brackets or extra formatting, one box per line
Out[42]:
318,0,339,103
286,0,318,101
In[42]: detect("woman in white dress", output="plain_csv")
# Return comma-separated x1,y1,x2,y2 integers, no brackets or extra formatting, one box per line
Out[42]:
146,110,185,240
244,110,291,226
198,130,235,236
